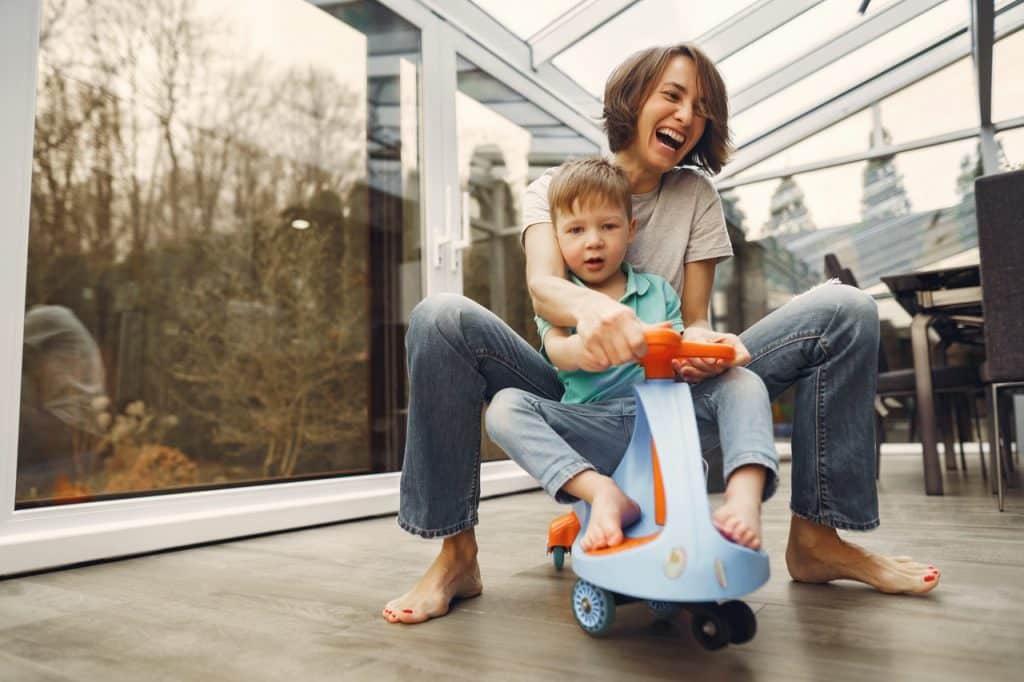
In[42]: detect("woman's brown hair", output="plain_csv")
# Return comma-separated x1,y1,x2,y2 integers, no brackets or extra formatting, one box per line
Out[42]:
602,44,732,175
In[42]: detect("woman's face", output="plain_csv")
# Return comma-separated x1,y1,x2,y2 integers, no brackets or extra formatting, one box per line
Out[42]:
626,55,707,175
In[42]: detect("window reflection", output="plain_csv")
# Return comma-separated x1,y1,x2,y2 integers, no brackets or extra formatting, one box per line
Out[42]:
19,0,421,505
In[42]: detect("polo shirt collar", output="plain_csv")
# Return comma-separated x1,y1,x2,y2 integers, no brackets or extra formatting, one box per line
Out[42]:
567,261,648,302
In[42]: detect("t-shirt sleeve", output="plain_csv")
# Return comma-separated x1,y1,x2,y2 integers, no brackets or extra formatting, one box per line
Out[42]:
683,175,734,264
520,168,556,245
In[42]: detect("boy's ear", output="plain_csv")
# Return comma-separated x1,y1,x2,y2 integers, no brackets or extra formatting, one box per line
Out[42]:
627,216,638,242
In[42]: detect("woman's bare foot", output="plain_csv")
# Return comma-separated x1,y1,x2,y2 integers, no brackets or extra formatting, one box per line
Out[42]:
712,497,762,550
785,515,940,595
382,530,483,624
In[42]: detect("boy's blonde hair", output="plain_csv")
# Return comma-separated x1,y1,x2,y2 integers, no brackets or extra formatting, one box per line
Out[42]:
548,157,632,226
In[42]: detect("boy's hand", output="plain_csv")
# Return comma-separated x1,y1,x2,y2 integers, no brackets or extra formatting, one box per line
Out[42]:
672,327,751,383
575,297,647,371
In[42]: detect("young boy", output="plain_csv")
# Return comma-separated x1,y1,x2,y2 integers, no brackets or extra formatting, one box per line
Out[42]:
486,157,778,551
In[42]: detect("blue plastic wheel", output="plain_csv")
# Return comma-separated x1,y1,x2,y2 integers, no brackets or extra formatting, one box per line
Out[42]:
572,579,616,637
552,546,566,570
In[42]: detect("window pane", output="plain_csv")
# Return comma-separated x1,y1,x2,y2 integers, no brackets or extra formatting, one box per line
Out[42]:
992,27,1024,123
471,0,582,39
996,127,1024,168
718,0,899,94
730,0,967,144
19,0,422,506
725,139,980,294
553,0,754,96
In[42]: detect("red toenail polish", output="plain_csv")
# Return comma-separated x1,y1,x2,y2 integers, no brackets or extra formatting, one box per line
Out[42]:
924,574,936,582
403,609,414,614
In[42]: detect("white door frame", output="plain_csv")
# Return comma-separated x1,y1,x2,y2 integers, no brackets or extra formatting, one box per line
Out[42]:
0,0,539,578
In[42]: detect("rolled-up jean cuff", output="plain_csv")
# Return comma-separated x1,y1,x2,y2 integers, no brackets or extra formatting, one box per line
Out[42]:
723,452,780,502
790,507,880,531
396,513,479,539
549,461,598,504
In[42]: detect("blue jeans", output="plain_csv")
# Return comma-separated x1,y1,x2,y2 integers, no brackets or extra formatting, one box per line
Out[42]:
484,367,778,504
398,283,880,538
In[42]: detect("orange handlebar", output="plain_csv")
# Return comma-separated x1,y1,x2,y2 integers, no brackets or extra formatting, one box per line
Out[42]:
639,327,735,379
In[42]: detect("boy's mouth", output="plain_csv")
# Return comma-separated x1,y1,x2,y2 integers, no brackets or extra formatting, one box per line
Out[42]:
655,127,684,151
583,257,605,271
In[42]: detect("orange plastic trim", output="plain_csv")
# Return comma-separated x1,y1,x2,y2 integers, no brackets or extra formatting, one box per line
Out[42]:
584,532,659,556
546,511,581,551
652,444,666,527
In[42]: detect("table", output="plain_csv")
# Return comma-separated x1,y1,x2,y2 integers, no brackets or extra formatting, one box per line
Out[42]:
881,264,983,495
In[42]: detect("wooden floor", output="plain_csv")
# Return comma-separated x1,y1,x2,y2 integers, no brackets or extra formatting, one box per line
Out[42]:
1,454,1022,682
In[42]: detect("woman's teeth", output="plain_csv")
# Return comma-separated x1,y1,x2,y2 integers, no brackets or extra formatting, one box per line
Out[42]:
656,128,684,150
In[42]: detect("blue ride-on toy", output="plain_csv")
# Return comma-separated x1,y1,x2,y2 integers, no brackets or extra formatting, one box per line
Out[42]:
545,328,769,650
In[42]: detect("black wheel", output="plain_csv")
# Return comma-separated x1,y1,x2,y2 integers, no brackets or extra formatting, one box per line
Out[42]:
552,546,566,570
721,600,757,644
572,579,616,637
690,610,731,651
647,600,683,621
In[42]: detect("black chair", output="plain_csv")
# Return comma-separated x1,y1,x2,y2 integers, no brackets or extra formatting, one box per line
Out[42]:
823,254,981,479
975,169,1024,511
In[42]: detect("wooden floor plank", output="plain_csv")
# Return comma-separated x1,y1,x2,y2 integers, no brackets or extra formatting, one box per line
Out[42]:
0,455,1021,681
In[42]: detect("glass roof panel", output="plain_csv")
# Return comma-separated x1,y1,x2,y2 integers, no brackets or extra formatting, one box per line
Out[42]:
717,0,899,94
552,0,756,96
472,0,586,39
992,27,1024,123
730,0,967,145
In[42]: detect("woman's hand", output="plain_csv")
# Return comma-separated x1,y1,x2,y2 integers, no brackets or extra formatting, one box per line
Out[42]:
574,296,649,372
672,326,751,383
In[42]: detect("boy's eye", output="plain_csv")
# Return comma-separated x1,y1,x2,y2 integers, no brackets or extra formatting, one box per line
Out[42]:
568,226,584,234
602,222,619,230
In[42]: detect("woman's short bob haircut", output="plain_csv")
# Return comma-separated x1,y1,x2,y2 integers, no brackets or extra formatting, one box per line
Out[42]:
602,43,732,175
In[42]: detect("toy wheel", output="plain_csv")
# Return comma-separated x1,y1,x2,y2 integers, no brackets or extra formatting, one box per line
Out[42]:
647,600,682,621
551,546,566,570
690,610,731,651
721,600,757,644
572,579,616,637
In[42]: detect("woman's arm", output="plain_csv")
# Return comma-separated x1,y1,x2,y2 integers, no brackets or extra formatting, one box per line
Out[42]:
674,259,751,382
541,327,586,372
524,223,648,370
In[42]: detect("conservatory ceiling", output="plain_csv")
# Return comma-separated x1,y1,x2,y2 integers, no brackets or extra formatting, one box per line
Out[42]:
423,0,1021,181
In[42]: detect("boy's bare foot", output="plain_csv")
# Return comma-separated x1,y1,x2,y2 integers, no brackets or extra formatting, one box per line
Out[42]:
785,515,940,595
712,496,762,550
580,478,641,552
382,530,483,625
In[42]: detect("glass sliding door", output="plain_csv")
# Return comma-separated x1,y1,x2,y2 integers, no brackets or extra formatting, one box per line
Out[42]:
450,53,600,461
17,0,423,507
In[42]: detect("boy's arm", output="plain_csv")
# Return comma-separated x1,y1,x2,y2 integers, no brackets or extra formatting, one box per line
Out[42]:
541,327,586,373
525,223,647,370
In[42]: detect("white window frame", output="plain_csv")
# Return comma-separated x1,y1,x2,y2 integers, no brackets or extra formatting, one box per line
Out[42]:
0,0,547,578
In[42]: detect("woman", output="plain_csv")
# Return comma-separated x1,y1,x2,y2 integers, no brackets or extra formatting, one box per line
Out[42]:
382,44,939,625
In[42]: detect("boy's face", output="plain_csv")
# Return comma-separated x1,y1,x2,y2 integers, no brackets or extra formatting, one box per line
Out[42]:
553,198,636,286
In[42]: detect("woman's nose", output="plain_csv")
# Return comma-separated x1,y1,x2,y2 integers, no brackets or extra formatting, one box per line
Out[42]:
674,101,692,126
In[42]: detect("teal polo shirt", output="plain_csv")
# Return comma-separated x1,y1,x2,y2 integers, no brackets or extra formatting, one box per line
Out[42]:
536,263,684,405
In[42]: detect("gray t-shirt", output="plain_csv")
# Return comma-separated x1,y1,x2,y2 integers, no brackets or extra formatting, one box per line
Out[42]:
521,166,733,294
